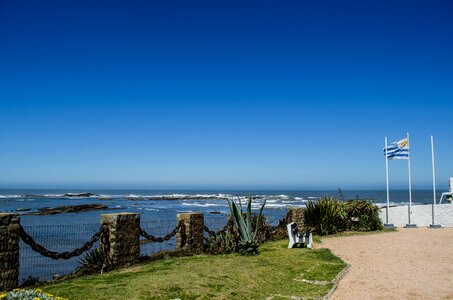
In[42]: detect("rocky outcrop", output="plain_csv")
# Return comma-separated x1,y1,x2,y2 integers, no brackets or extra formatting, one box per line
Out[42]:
26,204,109,215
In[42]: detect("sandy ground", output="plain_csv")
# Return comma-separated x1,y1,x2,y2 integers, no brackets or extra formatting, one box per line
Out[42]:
320,228,453,300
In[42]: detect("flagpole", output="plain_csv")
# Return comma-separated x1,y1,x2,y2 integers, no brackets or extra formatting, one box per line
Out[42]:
384,137,394,228
405,132,416,228
430,135,441,228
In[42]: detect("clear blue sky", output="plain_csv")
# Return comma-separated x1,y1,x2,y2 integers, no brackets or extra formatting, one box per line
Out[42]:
0,0,452,190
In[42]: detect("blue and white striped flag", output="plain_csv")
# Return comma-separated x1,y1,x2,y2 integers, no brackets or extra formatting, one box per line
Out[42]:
384,138,409,160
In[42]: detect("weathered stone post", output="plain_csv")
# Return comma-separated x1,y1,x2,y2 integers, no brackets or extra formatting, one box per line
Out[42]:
0,213,20,291
100,213,140,268
287,207,305,232
176,213,204,254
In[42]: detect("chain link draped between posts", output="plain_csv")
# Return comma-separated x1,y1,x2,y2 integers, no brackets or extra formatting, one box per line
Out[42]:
203,224,231,236
18,224,109,260
139,220,184,243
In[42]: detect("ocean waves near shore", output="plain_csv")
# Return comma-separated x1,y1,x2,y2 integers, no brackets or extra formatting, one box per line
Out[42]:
0,190,298,226
0,189,444,227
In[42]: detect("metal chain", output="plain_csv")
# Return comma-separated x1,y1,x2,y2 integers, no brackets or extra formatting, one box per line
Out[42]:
19,224,108,260
203,224,230,236
139,221,183,242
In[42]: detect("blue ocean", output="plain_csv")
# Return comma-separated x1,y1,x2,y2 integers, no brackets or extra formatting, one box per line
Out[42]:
0,189,443,226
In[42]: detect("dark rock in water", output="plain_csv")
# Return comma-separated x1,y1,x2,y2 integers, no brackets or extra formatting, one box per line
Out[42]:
64,193,99,197
26,204,109,215
208,211,222,214
16,208,31,212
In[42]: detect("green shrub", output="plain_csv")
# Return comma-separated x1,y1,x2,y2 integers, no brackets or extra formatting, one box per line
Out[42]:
303,196,346,235
205,230,239,254
342,200,383,231
303,196,383,236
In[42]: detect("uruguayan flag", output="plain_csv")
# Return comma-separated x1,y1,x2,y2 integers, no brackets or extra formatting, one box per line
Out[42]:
384,138,409,160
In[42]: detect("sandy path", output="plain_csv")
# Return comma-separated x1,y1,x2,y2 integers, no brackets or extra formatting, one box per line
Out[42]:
320,228,453,300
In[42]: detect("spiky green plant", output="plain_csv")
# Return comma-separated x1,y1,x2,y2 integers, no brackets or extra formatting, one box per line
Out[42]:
303,196,346,236
78,246,111,274
227,195,266,255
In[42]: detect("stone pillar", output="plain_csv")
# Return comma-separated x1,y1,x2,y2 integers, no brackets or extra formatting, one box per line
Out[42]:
0,213,20,291
176,213,204,254
287,207,305,232
100,213,140,268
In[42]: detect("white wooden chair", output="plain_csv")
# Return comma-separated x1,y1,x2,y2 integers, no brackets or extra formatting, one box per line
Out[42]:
287,222,312,249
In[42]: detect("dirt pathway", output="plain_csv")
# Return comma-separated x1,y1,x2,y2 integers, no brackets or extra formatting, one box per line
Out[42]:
320,228,453,299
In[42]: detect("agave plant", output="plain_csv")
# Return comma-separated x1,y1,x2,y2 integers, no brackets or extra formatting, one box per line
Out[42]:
78,246,111,274
227,195,266,255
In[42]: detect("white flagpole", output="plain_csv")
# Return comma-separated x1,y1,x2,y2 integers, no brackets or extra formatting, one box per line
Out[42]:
384,137,393,227
430,135,441,228
405,132,416,227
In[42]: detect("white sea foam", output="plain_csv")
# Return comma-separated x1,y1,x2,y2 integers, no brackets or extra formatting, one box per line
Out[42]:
182,202,224,207
0,195,22,198
265,203,304,208
43,194,65,197
266,199,279,203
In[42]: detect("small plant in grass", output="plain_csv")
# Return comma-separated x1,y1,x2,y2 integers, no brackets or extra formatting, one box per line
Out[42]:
0,289,67,300
227,195,266,255
78,246,111,274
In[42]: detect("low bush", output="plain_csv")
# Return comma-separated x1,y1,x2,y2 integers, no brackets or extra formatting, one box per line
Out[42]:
303,196,383,235
205,230,239,254
342,200,383,231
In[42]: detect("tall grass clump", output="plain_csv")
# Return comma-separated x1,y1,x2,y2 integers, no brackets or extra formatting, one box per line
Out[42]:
303,196,383,236
303,196,346,235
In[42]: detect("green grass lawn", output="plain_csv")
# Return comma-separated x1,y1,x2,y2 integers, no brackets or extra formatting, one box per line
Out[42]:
41,240,346,300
